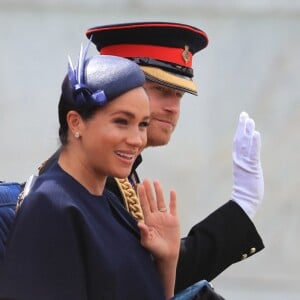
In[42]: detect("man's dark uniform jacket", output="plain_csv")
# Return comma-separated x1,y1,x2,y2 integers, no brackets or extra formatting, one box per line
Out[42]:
0,153,264,294
106,155,264,293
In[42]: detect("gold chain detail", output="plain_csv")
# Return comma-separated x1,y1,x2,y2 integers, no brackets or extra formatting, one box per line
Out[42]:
114,178,144,222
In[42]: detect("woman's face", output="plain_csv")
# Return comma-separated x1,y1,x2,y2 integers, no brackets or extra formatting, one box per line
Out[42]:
79,87,150,179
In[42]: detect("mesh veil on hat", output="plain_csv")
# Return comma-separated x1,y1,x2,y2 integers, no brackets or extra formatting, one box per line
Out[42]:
86,22,209,95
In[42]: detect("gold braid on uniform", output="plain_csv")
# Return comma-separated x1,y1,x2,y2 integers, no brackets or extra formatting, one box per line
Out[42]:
114,178,144,222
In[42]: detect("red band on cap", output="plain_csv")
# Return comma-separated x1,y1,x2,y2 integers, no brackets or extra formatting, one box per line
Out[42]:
100,44,193,67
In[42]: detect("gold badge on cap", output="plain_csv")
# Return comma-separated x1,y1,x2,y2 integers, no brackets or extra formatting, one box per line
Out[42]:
182,45,190,64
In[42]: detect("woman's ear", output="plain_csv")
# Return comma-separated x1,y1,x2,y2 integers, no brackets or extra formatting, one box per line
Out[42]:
66,111,83,138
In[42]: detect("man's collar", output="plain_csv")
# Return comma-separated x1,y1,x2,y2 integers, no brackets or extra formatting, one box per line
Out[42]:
130,154,142,176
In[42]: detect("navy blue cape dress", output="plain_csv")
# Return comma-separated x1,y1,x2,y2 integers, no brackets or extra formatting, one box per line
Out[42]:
0,163,164,300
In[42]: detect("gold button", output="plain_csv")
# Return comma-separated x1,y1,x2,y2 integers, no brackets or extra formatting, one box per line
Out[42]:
249,247,256,254
241,253,248,260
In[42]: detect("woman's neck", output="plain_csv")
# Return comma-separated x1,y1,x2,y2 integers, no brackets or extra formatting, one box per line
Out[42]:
58,148,106,196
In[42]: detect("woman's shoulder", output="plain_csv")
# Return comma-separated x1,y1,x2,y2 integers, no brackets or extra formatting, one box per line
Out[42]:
20,166,76,212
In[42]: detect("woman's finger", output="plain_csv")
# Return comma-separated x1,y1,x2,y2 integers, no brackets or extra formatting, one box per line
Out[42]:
153,181,167,212
169,190,177,216
142,179,157,212
137,183,151,218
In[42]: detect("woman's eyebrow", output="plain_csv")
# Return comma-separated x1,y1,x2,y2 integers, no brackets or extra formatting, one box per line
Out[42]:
111,111,150,120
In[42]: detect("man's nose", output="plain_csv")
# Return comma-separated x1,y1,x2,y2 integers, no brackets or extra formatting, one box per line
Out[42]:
163,97,180,113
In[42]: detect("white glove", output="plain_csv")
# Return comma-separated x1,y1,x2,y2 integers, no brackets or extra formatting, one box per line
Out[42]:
231,112,264,219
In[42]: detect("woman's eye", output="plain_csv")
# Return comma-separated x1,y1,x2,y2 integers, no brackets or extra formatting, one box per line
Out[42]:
114,118,128,125
139,121,149,128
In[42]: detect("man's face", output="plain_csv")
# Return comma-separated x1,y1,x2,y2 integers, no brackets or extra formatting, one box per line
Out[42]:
144,81,184,147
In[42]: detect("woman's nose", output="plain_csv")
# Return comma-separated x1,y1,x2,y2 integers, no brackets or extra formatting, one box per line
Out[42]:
126,129,146,148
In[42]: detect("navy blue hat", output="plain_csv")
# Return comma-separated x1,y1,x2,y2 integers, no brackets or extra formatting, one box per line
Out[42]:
81,55,145,102
86,22,209,95
62,50,145,107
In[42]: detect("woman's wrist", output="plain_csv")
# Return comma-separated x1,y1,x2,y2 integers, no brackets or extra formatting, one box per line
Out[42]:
155,257,178,299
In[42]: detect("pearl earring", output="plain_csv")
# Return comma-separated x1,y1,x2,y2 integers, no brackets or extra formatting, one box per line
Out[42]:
74,132,81,138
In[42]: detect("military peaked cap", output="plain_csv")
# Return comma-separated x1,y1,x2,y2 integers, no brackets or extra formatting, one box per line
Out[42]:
86,22,209,95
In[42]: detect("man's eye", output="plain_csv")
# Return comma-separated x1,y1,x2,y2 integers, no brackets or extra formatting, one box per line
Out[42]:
155,86,164,92
176,91,184,99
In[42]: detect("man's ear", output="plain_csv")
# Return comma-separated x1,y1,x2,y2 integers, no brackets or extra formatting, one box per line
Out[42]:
66,110,83,137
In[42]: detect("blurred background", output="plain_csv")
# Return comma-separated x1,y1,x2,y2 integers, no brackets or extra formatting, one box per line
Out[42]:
0,1,299,298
